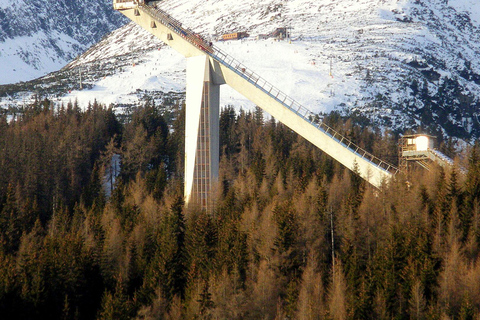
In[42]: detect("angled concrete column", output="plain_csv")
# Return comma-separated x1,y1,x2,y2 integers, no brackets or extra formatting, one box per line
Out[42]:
185,55,220,210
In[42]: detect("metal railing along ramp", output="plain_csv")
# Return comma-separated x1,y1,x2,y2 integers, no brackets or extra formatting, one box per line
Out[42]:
114,1,399,188
402,148,456,171
428,149,454,167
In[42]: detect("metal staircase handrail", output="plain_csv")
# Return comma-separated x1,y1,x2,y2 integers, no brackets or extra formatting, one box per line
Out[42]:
141,3,399,175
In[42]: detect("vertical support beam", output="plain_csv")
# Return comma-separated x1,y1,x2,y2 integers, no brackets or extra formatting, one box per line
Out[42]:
185,55,219,211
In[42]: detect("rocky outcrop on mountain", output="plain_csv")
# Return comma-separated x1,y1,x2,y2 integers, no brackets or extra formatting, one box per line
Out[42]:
0,0,127,84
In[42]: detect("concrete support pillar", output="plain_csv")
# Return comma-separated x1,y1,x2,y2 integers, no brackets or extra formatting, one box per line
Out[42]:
185,56,219,210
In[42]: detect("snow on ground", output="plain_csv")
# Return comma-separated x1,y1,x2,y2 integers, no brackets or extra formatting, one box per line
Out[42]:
449,0,480,25
2,0,480,134
57,0,423,112
216,39,363,113
0,0,11,9
61,38,350,114
0,31,79,85
51,0,478,117
0,0,125,85
62,46,186,107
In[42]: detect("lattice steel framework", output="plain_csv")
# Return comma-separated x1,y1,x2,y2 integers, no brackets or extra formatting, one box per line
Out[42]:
191,82,213,209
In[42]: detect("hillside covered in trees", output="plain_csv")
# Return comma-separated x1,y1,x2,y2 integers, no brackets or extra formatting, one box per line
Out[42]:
0,101,480,319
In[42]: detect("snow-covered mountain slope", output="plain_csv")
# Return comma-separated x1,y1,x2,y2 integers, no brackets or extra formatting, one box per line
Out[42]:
1,0,480,141
0,0,127,84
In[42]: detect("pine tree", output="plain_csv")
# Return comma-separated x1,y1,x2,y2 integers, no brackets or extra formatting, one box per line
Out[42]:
166,195,187,300
0,184,21,253
348,160,365,219
328,259,347,320
462,144,480,243
98,277,134,320
185,211,218,282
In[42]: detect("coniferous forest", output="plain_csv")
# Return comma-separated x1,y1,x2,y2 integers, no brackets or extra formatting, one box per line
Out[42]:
1,100,480,320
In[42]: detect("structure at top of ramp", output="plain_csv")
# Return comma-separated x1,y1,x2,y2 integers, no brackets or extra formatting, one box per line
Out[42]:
113,0,398,209
399,134,460,172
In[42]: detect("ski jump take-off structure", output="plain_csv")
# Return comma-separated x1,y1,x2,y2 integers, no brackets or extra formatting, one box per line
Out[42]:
113,0,399,210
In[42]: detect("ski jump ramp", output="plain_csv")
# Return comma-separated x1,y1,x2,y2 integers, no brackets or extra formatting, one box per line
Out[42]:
113,0,398,208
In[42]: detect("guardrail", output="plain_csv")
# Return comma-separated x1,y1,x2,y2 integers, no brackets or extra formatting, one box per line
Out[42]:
140,3,399,175
209,45,399,175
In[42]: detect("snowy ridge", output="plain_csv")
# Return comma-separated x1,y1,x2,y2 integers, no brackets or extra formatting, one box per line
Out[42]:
0,0,126,84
